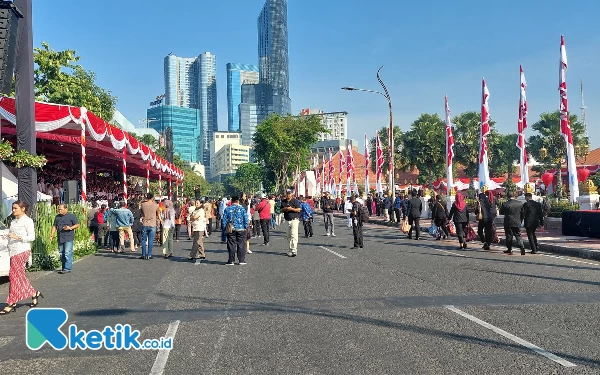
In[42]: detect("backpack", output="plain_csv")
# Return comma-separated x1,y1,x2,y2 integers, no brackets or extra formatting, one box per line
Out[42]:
96,210,105,224
359,204,370,222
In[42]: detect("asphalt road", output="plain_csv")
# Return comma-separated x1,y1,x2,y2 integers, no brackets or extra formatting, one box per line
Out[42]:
1,216,600,374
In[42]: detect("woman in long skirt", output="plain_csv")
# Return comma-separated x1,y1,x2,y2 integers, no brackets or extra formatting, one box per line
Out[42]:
1,200,42,315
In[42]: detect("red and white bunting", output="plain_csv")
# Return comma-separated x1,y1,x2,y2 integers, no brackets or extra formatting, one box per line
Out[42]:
559,35,579,201
478,78,491,190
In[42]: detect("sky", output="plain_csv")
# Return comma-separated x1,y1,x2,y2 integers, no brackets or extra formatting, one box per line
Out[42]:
33,0,600,149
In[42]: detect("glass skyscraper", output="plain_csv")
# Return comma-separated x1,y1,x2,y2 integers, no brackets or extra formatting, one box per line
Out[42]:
226,63,259,132
147,105,202,164
258,0,291,116
162,52,218,177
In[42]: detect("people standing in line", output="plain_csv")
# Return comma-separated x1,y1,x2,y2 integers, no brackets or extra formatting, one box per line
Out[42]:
111,201,135,253
203,199,213,236
140,193,160,260
393,194,402,223
365,194,373,216
344,197,353,227
97,204,108,249
161,200,175,258
1,201,41,315
322,192,336,237
257,194,272,246
349,195,364,249
221,196,249,265
476,190,497,250
448,193,470,249
87,202,99,245
300,195,313,238
522,193,543,254
281,191,301,257
431,195,450,240
407,190,423,240
50,204,80,273
188,200,206,260
130,201,142,249
499,190,525,255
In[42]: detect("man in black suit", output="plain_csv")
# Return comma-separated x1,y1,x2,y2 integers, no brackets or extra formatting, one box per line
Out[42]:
408,190,423,240
521,193,543,254
499,191,525,255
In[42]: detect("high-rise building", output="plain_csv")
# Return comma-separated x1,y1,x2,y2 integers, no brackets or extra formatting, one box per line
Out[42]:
212,144,252,177
301,108,348,142
239,83,273,146
210,131,242,177
163,52,218,177
147,105,202,164
227,63,259,132
257,0,291,116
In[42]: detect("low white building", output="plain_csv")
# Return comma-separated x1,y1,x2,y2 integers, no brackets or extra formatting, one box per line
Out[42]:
301,108,348,142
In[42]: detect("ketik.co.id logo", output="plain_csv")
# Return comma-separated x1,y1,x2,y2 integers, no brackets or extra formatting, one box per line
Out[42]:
26,308,173,350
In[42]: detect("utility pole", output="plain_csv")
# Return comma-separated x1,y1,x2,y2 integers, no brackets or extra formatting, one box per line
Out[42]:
580,79,587,137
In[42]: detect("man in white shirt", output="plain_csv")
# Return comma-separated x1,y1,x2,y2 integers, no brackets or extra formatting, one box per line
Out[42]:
344,198,353,227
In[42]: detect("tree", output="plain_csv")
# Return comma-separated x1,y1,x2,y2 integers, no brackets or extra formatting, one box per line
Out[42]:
229,163,263,194
34,42,117,121
452,111,497,179
130,133,159,151
527,111,588,171
488,133,519,177
401,114,445,184
253,114,328,193
369,125,404,176
209,182,225,197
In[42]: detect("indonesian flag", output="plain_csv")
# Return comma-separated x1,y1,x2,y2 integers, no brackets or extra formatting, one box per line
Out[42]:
346,140,353,194
517,65,530,187
478,78,491,190
321,154,326,193
365,134,370,194
339,147,345,195
376,131,384,194
328,148,335,194
560,35,579,201
445,95,454,195
314,156,321,194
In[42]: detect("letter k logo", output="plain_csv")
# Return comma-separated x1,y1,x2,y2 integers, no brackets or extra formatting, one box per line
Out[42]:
26,308,69,350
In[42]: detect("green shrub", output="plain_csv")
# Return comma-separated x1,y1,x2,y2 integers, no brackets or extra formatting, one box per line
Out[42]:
548,200,580,218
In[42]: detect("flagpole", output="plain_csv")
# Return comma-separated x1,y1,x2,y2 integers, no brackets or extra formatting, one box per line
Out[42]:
365,134,370,195
478,78,491,191
517,65,529,188
445,95,454,196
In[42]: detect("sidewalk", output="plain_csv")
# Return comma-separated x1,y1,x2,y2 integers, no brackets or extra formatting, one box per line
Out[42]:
323,210,600,261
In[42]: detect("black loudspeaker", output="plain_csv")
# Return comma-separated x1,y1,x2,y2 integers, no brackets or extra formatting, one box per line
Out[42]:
63,180,78,204
0,3,21,95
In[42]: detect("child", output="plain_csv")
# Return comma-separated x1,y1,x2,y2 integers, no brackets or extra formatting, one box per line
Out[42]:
300,196,313,238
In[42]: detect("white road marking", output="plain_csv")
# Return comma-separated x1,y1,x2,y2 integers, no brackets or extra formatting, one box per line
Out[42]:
149,320,181,375
318,246,347,259
445,305,577,367
538,253,600,267
430,248,467,257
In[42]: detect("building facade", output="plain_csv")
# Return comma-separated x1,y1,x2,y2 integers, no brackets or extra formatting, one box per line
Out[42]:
212,144,251,176
112,109,160,141
301,108,348,142
162,52,218,177
210,131,242,175
226,63,259,132
257,0,291,116
147,105,201,163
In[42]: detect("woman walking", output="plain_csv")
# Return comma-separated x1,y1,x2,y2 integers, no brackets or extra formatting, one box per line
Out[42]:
130,201,142,250
448,193,470,249
162,200,175,258
174,202,182,242
1,201,42,315
431,195,450,240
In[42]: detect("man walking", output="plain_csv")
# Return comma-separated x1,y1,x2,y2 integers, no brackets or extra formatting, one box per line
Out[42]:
344,197,353,227
300,196,313,237
203,199,213,235
112,201,135,252
140,193,160,260
256,194,272,245
221,196,249,265
522,193,543,254
408,190,422,240
499,191,525,255
322,192,336,236
349,195,364,249
281,190,301,257
50,204,80,274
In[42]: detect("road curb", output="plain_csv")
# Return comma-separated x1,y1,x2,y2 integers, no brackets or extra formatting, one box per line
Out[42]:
327,212,600,261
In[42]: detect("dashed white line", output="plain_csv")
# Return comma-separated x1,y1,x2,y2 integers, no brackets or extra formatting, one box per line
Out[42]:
445,305,577,368
430,248,467,257
149,320,180,375
318,246,347,259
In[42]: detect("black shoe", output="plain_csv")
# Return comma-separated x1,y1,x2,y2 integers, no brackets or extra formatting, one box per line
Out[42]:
359,246,363,248
351,246,358,249
139,256,145,259
463,243,467,249
503,250,512,254
30,292,44,307
531,250,537,254
0,304,16,315
521,248,526,255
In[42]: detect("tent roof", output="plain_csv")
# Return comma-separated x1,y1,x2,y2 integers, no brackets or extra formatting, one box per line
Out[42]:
0,97,183,180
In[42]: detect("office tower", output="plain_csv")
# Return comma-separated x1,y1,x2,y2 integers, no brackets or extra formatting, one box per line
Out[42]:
227,63,259,132
147,105,202,163
163,52,218,177
258,0,291,116
301,108,348,142
239,83,273,146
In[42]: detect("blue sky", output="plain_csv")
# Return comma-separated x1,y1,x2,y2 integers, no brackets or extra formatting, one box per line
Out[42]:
33,0,600,149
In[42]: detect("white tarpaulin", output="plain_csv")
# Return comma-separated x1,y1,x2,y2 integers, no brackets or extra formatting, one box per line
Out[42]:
2,164,52,217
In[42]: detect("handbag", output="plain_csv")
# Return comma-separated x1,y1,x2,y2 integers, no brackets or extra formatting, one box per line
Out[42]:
428,225,439,237
448,221,456,236
400,217,410,234
476,200,483,221
465,224,478,242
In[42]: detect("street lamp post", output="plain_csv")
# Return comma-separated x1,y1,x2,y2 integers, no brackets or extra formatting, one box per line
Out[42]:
342,65,395,203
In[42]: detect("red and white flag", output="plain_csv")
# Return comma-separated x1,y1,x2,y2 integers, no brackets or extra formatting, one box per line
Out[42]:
478,78,491,190
445,95,455,195
517,65,529,187
339,147,345,195
321,154,326,193
346,140,353,194
328,148,335,194
376,131,383,194
365,134,370,194
559,35,579,202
